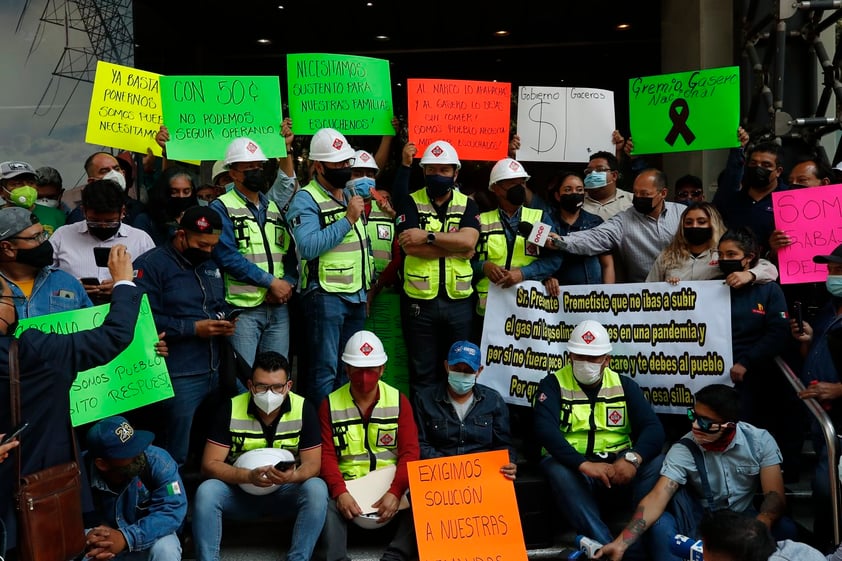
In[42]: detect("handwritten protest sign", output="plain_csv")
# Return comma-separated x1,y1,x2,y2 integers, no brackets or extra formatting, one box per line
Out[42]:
629,66,740,155
515,86,615,163
773,183,842,284
159,75,285,161
16,295,172,426
408,79,510,161
480,281,732,414
86,61,163,156
408,450,527,561
287,53,394,135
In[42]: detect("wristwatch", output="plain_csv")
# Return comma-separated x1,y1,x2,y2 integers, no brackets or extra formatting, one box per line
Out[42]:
426,232,437,245
623,451,641,469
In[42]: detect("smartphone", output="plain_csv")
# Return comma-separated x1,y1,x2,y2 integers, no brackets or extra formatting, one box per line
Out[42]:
80,277,100,286
2,422,29,445
226,308,244,321
93,247,111,268
274,460,295,471
793,301,804,334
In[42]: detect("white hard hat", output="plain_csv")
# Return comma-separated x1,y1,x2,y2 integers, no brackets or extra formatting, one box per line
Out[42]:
352,150,379,171
309,128,355,163
342,330,388,367
353,512,392,530
419,140,461,170
566,320,613,356
211,160,228,183
233,448,294,495
488,158,530,190
224,138,268,167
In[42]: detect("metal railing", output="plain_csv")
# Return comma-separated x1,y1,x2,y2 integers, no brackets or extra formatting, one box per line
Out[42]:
775,355,841,544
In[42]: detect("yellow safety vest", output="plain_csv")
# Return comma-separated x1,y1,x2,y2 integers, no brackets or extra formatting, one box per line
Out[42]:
299,181,372,293
403,189,473,300
216,190,290,307
475,206,543,315
365,200,394,276
550,364,632,457
326,381,400,481
227,391,305,463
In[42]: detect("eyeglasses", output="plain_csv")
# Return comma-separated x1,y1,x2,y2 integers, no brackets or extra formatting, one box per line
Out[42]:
252,382,290,395
677,190,703,198
86,220,121,229
686,408,726,433
584,166,613,175
324,158,356,169
9,231,49,243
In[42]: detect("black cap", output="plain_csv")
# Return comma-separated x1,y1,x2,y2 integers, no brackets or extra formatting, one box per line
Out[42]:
179,206,222,234
813,243,842,264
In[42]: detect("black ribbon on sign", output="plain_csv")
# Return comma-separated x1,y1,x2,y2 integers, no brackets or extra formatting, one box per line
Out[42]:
664,98,696,146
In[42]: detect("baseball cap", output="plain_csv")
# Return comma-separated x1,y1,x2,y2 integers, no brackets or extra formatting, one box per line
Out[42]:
179,206,222,234
0,161,37,181
0,207,39,241
86,415,153,460
813,243,842,264
447,341,481,371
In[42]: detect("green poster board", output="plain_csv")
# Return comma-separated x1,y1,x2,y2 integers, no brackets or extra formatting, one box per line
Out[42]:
160,75,286,161
628,66,740,155
287,53,394,135
16,294,172,426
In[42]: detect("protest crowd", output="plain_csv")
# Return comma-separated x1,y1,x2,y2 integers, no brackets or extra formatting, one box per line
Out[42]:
4,59,842,561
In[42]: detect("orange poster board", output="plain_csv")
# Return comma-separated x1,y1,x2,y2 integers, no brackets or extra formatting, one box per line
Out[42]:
407,79,510,161
407,450,527,561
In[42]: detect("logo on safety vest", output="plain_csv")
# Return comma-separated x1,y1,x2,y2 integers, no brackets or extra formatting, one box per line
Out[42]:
377,428,396,447
360,342,374,355
377,225,391,240
581,331,596,344
606,407,625,427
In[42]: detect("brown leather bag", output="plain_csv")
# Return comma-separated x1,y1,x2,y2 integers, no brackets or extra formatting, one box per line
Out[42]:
9,339,86,561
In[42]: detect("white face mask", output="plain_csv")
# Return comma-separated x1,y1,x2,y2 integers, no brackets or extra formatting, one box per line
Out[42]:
103,169,127,191
571,359,604,386
252,389,286,414
35,198,59,208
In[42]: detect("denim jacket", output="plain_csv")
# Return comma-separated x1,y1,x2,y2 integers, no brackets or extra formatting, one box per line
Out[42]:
413,382,515,461
1,266,93,319
84,445,187,552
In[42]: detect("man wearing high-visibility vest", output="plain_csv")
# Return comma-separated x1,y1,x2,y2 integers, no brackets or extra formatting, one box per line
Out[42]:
395,140,480,394
317,330,418,561
533,320,665,561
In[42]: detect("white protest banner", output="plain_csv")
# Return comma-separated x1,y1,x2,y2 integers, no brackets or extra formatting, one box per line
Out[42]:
515,86,615,163
480,281,733,414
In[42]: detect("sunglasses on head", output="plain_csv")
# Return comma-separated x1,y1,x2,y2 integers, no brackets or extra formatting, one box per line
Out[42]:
686,408,729,433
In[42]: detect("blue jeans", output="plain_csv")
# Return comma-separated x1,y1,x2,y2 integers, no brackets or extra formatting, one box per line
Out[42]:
159,370,218,465
301,291,366,405
227,303,290,367
540,454,664,561
404,296,473,395
192,477,328,561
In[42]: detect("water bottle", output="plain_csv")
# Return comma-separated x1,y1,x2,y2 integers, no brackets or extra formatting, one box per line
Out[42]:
575,535,604,559
670,534,704,561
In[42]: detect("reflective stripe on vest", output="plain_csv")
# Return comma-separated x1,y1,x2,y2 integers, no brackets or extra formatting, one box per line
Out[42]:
299,181,372,293
475,206,543,315
403,189,473,300
217,191,290,307
227,391,305,463
549,365,631,457
327,381,400,480
365,201,394,275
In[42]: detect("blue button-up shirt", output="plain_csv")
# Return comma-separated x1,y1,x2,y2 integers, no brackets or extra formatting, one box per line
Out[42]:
1,266,93,319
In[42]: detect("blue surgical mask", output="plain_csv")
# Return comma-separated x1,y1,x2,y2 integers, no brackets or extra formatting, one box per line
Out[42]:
346,177,376,198
827,275,842,297
584,171,608,189
447,371,476,395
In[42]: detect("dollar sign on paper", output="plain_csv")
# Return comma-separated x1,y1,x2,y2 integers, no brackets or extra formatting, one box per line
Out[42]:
527,101,557,154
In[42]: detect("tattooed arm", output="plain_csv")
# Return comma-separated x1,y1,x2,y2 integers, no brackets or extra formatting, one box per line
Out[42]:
595,476,681,560
756,465,786,528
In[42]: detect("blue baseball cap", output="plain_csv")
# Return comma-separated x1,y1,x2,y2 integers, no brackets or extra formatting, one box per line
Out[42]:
447,341,481,371
86,416,153,460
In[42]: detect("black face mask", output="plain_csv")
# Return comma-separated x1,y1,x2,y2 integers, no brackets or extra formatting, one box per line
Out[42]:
15,241,54,269
88,224,120,241
558,193,585,213
320,167,352,190
743,166,772,189
632,196,655,215
719,259,745,276
181,247,212,267
167,194,198,219
425,175,455,199
683,227,713,246
504,184,526,206
241,169,266,192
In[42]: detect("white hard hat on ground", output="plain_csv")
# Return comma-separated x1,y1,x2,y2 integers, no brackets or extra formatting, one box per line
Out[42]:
342,330,388,367
419,141,461,170
233,448,294,495
566,320,613,356
488,158,530,189
224,138,267,168
309,128,355,163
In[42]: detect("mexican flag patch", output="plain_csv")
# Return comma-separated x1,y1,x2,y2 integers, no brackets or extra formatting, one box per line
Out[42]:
166,481,182,495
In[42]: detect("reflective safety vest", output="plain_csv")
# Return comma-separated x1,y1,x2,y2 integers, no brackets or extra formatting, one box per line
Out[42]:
216,190,290,307
365,200,394,276
551,364,631,457
227,391,305,463
299,181,372,293
327,381,400,481
403,189,473,300
475,206,543,315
